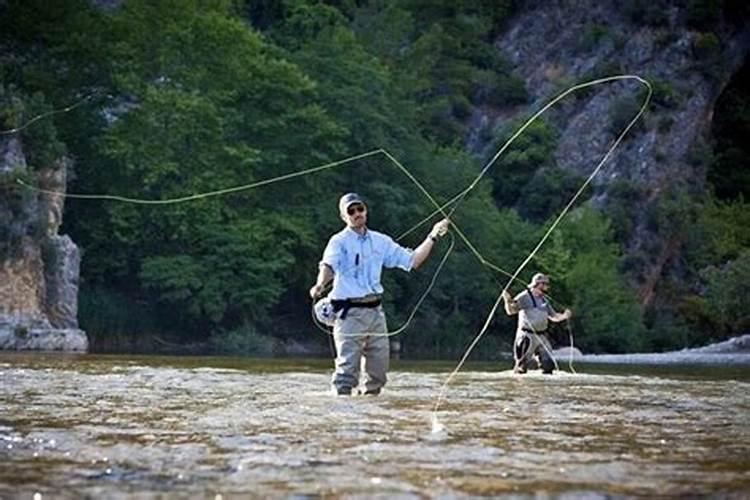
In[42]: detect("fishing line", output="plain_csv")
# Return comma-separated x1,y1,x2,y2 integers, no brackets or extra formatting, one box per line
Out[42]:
566,322,577,374
430,75,652,432
400,75,649,274
10,75,648,404
17,149,384,203
0,93,99,136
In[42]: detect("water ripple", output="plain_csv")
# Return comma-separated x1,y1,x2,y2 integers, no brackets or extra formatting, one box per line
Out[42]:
0,354,748,497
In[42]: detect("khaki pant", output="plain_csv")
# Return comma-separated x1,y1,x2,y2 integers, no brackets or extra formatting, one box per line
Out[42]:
332,306,389,393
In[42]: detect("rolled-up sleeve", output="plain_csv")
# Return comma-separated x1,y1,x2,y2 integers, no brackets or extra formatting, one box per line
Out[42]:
382,236,414,271
320,237,341,272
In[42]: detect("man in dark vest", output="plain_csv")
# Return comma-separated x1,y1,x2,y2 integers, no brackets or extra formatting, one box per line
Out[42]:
502,273,572,374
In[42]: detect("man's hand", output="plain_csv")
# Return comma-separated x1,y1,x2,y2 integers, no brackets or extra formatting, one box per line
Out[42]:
430,218,450,239
563,308,572,320
503,289,518,315
502,290,512,303
309,283,325,299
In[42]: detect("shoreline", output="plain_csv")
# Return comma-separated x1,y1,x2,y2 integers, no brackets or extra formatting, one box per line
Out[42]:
554,334,750,365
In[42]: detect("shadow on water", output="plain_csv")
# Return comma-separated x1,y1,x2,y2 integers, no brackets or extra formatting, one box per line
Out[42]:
1,352,749,498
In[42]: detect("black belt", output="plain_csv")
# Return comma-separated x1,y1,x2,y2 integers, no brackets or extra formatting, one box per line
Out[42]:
331,298,382,320
522,327,547,334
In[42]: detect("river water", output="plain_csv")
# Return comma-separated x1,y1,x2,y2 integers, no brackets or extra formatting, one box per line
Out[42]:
1,353,749,498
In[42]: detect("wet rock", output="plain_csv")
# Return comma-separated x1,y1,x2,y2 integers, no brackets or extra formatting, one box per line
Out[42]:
576,334,750,365
0,321,87,351
683,334,750,354
552,346,583,360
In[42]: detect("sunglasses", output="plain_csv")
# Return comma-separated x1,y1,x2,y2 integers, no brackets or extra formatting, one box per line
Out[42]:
347,204,366,215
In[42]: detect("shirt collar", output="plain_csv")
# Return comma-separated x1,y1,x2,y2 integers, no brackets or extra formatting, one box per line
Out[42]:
345,226,370,240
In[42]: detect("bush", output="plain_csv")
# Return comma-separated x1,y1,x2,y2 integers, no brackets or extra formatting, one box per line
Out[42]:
700,249,750,335
687,137,714,168
609,95,644,136
489,118,559,209
657,115,674,133
537,208,645,353
0,84,25,130
518,167,587,223
482,72,528,107
643,79,682,109
692,31,720,59
579,24,610,51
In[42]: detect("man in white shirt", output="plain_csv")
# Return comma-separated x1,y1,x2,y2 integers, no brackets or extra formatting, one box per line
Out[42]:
310,192,449,395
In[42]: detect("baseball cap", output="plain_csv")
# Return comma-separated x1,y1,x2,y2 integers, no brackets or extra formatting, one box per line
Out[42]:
529,273,550,288
338,192,365,214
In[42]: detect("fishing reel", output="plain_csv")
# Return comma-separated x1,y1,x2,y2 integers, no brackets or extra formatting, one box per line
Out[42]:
313,296,338,327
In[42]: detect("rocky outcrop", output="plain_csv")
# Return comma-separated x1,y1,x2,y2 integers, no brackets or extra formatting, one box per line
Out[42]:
473,1,750,305
563,334,750,364
0,135,88,352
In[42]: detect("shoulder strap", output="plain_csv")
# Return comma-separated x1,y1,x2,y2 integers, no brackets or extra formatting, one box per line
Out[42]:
525,288,537,308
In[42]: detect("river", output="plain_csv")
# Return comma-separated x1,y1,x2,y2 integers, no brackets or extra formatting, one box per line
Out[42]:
1,353,749,498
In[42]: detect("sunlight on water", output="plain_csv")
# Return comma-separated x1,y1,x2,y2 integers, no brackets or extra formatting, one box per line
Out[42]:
0,353,749,497
430,414,445,435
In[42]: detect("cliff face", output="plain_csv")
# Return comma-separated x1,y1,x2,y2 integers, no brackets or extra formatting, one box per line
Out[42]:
0,134,87,351
471,0,750,306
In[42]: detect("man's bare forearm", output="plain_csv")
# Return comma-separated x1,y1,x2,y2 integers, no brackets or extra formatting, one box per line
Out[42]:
502,291,518,315
309,264,334,298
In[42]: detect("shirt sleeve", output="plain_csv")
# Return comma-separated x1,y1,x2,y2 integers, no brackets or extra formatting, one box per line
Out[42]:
320,236,342,273
382,235,414,271
514,291,532,311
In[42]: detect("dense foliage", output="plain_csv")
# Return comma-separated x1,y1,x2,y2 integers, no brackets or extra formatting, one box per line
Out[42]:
1,0,747,357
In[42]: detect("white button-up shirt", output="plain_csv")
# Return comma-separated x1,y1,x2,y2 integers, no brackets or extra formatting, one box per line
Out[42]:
320,227,414,300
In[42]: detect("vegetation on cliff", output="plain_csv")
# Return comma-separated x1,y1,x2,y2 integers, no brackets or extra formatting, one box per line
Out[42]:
0,0,747,356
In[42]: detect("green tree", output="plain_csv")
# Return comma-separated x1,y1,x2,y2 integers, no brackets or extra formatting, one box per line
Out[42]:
489,118,558,210
63,1,345,340
700,249,750,335
537,208,645,353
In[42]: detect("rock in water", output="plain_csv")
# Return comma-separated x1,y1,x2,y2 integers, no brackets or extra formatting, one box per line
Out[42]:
0,129,87,352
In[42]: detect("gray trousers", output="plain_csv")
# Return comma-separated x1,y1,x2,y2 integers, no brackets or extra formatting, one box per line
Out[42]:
332,306,389,393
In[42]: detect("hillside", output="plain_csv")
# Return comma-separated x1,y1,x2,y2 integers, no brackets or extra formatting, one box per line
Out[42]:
0,0,748,356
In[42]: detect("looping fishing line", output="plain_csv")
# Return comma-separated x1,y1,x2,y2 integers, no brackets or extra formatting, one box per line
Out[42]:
430,75,652,432
9,75,650,424
0,93,99,136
